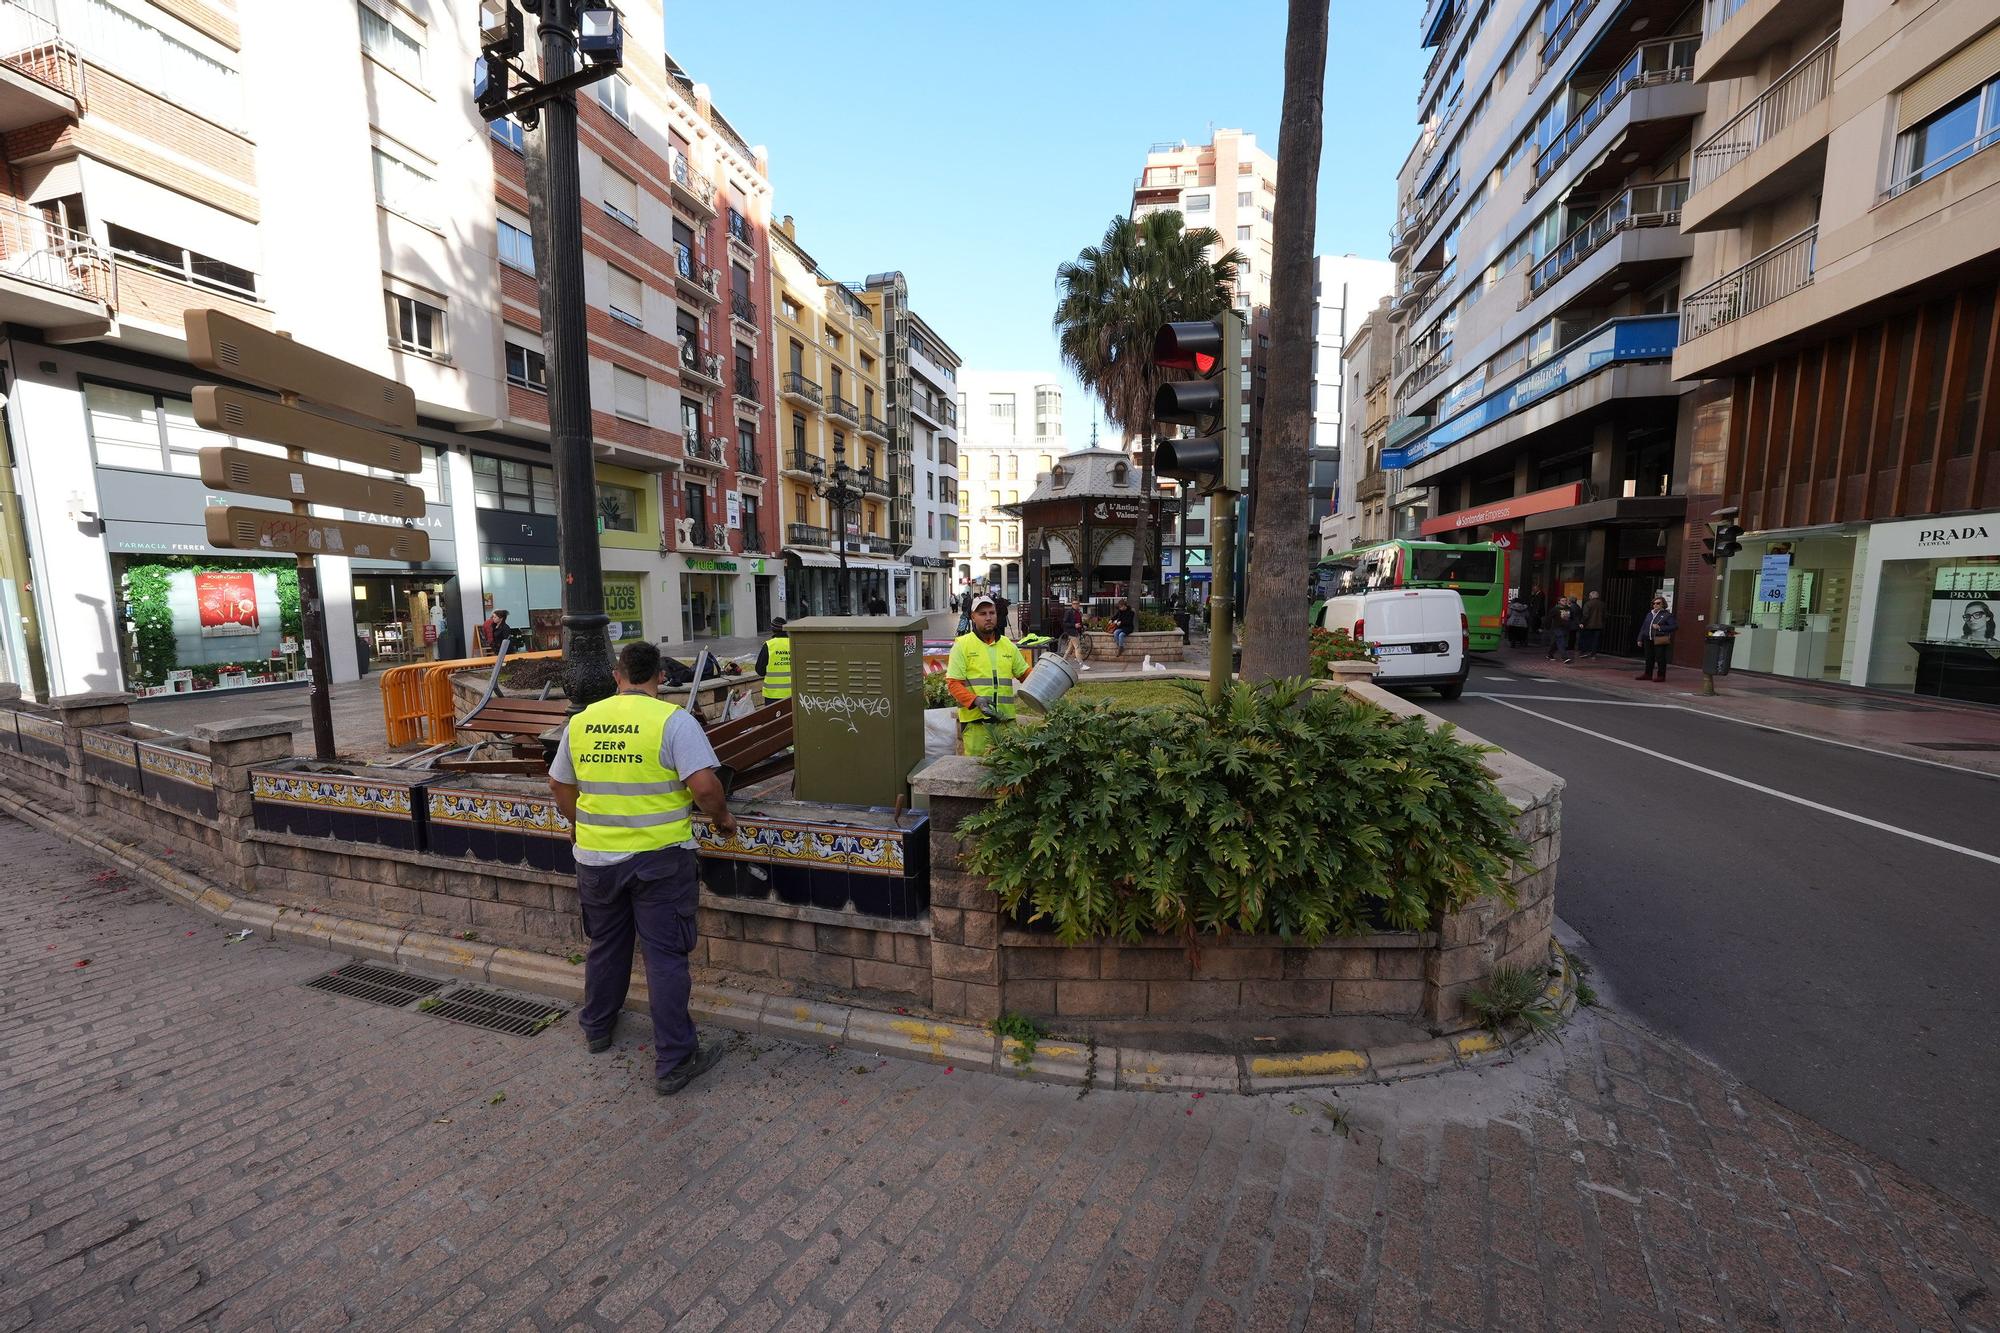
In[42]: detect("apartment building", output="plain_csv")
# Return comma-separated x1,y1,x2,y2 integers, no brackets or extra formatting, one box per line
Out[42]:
1131,130,1278,311
954,371,1064,599
1324,297,1395,555
0,1,784,700
1670,0,2000,701
1384,0,1703,654
1310,254,1397,528
770,218,895,617
856,274,960,614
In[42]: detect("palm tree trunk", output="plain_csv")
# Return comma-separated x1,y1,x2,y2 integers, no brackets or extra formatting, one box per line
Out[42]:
1241,0,1328,683
1131,433,1153,604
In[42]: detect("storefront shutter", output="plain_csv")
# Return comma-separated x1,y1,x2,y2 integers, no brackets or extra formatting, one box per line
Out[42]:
1897,24,2000,133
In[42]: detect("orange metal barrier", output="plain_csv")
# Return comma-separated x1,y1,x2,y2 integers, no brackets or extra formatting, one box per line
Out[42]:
380,650,562,747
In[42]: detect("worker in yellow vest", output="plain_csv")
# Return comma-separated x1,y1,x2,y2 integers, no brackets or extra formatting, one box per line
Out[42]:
756,618,791,702
946,594,1030,756
547,640,736,1096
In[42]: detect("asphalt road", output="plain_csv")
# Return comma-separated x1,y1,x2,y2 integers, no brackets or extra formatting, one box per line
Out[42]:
1436,659,2000,1221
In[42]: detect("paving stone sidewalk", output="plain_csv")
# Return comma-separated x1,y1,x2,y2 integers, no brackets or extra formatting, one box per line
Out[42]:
3,815,1998,1332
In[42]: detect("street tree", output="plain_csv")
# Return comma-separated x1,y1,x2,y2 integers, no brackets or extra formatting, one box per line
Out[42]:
1240,0,1328,683
1054,212,1240,605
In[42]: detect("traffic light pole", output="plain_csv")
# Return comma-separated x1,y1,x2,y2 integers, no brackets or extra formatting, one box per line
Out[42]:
1206,310,1243,706
525,4,614,712
1698,505,1740,698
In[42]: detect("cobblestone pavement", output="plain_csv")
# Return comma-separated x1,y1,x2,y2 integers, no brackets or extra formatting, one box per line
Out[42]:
5,816,1999,1332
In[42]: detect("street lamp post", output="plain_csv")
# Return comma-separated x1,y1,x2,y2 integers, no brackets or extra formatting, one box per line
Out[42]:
810,442,866,615
472,0,624,711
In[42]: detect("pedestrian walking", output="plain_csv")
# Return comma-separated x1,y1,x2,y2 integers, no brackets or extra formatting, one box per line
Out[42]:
546,641,735,1096
1504,591,1530,649
956,583,974,636
1546,594,1581,661
1635,594,1678,682
1056,600,1084,664
1580,590,1605,657
993,592,1012,637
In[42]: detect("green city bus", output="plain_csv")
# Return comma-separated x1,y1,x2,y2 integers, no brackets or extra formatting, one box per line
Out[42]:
1310,540,1509,653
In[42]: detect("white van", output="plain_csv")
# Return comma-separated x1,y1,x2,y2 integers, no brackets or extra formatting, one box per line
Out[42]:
1319,588,1469,700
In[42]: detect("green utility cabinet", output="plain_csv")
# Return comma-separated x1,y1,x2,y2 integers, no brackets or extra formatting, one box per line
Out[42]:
787,615,928,807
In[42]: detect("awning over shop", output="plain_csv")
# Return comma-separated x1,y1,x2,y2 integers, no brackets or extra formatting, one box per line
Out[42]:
1421,483,1583,536
1524,495,1686,532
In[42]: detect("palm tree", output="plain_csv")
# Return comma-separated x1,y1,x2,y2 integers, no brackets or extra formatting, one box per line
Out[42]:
1054,212,1241,604
1241,0,1329,683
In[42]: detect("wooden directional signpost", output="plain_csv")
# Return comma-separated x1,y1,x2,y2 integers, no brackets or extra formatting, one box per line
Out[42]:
184,309,427,759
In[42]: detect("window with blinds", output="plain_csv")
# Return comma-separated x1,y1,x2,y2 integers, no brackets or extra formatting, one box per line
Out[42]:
612,366,649,421
1891,26,2000,196
607,266,644,328
601,167,639,228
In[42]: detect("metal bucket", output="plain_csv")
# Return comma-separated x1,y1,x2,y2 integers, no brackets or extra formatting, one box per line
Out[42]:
1015,651,1080,714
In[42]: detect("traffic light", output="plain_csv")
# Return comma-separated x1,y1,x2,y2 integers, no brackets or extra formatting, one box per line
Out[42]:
1152,319,1239,490
1699,507,1744,565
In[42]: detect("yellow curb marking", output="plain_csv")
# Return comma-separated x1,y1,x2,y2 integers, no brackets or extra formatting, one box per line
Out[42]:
1456,1032,1500,1057
1248,1050,1368,1078
890,1020,961,1057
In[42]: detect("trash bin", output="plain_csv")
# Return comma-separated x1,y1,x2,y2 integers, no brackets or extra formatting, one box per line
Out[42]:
1703,628,1735,677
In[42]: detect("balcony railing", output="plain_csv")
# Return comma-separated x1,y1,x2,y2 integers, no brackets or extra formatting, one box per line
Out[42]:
861,411,889,439
679,340,722,385
786,447,820,474
734,369,759,402
1691,35,1836,194
741,525,764,551
848,533,893,556
781,370,822,407
827,394,859,425
1540,0,1605,73
1527,180,1688,295
857,472,893,498
0,199,114,306
730,290,757,328
667,150,714,213
1411,173,1459,251
685,434,726,466
787,522,829,548
737,447,763,477
1535,37,1699,185
0,0,82,102
672,243,719,300
1680,224,1815,342
1404,348,1452,395
727,208,752,247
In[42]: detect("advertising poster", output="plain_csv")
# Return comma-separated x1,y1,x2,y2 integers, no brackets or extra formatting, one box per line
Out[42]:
1925,566,2000,642
1757,553,1791,604
195,571,260,637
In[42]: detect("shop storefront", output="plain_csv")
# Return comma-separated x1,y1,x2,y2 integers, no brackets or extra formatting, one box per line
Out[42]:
113,556,304,696
477,509,562,649
1851,514,2000,705
1716,525,1862,685
350,572,459,673
680,559,737,639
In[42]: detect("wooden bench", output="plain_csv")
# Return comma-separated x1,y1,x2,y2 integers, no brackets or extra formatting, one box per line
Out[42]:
447,691,793,788
704,696,793,792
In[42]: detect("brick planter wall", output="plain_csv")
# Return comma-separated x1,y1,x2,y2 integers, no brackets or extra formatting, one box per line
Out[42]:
1081,630,1191,665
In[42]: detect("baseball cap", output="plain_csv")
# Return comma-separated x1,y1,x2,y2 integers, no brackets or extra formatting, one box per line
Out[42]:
972,595,997,612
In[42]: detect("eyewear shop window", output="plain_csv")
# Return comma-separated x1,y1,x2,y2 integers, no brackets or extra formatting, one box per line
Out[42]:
1721,532,1860,685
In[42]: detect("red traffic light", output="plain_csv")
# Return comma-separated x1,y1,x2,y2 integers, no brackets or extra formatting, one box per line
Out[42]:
1154,321,1222,375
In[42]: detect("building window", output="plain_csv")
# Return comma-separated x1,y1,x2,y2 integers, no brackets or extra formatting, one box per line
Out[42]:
596,73,630,125
781,293,802,322
387,290,447,360
738,423,758,474
682,399,704,442
742,493,762,547
826,328,843,353
607,265,644,327
597,482,640,532
792,414,806,454
1185,193,1210,212
602,166,639,228
490,115,525,153
84,382,234,475
504,334,546,392
684,479,709,523
989,392,1015,436
1892,73,2000,197
358,1,423,82
987,455,1000,480
472,454,555,513
106,224,257,300
1237,191,1252,206
612,366,648,421
497,218,535,273
64,0,242,128
371,141,435,226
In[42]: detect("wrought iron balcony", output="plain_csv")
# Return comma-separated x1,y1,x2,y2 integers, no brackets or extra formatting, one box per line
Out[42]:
672,243,719,303
1691,35,1836,194
860,412,889,440
857,471,893,498
1535,36,1699,186
786,447,821,475
787,522,830,548
667,150,715,217
726,208,753,251
1527,180,1688,296
737,447,763,477
684,434,727,467
733,369,759,402
827,394,859,425
679,340,723,387
781,371,822,407
1680,225,1815,342
730,290,758,328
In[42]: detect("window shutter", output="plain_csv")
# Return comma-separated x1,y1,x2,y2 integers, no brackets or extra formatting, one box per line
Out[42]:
1898,25,2000,132
613,366,648,420
603,168,638,218
609,267,643,319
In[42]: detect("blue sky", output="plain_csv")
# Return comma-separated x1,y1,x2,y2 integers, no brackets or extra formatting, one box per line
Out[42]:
660,3,1425,446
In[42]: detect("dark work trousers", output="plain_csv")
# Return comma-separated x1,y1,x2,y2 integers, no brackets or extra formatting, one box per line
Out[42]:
576,845,699,1078
1642,640,1672,677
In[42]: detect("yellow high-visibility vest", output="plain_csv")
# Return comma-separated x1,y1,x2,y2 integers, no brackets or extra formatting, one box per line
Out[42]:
565,693,694,853
762,636,792,700
947,631,1027,725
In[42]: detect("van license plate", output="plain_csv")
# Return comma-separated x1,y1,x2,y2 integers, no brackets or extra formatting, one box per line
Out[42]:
1376,644,1413,655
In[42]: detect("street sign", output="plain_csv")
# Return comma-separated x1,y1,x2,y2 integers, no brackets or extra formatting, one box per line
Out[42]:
192,387,421,473
199,447,425,517
204,507,431,563
185,310,416,428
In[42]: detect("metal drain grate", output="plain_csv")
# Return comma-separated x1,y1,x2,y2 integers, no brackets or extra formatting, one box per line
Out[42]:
419,986,568,1037
304,961,448,1007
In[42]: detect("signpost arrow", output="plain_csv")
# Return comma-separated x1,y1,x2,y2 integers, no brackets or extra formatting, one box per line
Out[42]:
199,448,425,518
192,387,422,473
204,508,431,563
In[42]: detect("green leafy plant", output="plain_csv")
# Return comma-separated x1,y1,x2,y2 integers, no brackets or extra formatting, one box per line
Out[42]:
989,1011,1048,1067
1308,627,1377,674
1463,965,1561,1040
1083,612,1177,633
961,679,1525,945
923,671,956,710
119,558,303,686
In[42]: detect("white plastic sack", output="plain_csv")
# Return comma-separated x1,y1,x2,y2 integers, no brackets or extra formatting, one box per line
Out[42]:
925,707,958,757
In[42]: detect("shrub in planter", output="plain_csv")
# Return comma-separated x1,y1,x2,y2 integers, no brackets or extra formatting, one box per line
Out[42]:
960,679,1524,943
1308,627,1377,675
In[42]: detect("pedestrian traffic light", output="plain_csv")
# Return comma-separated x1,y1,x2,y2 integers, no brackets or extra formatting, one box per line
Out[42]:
1700,507,1744,565
1152,319,1239,489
